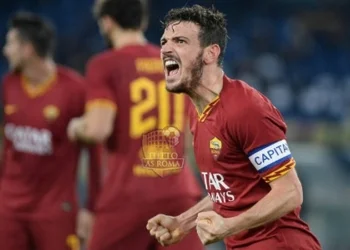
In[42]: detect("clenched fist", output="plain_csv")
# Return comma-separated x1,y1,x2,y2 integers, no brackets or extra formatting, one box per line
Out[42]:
146,214,186,246
67,117,85,141
195,211,233,245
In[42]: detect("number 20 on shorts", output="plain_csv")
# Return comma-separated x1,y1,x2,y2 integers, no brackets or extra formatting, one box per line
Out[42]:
130,77,185,138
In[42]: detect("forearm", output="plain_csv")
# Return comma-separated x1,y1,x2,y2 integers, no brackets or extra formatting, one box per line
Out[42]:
228,185,302,234
177,195,213,232
86,146,101,212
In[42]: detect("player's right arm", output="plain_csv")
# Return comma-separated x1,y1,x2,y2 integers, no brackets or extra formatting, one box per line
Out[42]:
68,55,117,143
147,195,213,246
147,102,210,246
176,195,213,231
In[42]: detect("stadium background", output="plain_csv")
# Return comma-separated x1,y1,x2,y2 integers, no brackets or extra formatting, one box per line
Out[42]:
1,0,350,249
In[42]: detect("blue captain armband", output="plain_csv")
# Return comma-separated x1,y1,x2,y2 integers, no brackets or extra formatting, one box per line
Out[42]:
248,139,292,173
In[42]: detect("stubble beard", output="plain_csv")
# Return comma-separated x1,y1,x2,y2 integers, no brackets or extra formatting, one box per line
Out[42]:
166,50,204,95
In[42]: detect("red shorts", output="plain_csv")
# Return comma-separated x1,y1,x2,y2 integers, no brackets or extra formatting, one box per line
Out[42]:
88,197,204,250
0,214,78,250
228,228,321,250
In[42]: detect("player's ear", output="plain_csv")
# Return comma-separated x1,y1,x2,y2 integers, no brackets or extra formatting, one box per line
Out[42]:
23,42,35,58
99,16,115,34
203,44,221,65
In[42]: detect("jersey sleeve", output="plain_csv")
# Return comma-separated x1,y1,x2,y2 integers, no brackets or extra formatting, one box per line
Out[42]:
231,98,296,183
85,56,117,112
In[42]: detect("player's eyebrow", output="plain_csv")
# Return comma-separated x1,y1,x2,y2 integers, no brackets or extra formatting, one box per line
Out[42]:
160,36,189,45
160,37,166,45
173,36,189,42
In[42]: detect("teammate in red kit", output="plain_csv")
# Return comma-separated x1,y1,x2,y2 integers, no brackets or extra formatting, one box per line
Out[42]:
0,12,99,250
147,5,322,250
67,0,203,250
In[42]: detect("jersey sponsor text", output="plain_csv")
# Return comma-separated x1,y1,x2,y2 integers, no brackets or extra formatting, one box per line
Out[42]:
201,172,235,203
5,123,53,155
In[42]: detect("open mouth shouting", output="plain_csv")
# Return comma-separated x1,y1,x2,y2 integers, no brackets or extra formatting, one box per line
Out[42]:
164,58,181,82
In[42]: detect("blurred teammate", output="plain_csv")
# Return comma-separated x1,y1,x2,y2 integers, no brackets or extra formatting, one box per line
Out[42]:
67,0,203,249
0,12,99,250
146,5,322,250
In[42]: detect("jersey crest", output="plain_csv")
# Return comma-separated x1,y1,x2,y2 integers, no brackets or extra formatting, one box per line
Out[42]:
210,137,222,159
43,105,60,122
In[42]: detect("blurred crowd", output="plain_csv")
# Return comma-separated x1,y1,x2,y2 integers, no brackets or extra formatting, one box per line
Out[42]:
2,1,350,123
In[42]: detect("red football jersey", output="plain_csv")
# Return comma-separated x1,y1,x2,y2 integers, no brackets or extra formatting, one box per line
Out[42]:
0,66,99,218
189,75,320,248
85,44,201,211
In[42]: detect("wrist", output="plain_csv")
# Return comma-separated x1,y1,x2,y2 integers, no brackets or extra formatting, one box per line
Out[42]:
176,212,197,233
226,214,246,236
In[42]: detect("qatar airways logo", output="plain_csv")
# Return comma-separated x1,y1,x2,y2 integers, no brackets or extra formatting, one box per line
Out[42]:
5,123,53,155
201,172,235,203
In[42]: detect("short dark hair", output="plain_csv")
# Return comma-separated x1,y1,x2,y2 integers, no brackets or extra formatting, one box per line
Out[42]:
9,12,56,58
93,0,148,30
163,5,228,66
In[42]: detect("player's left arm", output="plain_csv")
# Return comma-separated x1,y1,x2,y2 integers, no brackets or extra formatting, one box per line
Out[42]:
68,56,117,143
227,168,302,234
196,100,302,243
227,101,302,234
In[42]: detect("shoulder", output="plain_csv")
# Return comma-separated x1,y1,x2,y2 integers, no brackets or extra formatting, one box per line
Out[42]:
2,72,20,86
57,66,84,84
87,50,118,66
85,50,123,77
57,66,85,93
222,77,261,106
87,44,161,69
1,73,21,95
221,76,282,123
143,43,161,53
87,48,141,69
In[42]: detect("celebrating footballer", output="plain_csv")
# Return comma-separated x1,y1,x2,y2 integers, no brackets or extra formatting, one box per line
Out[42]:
147,5,322,250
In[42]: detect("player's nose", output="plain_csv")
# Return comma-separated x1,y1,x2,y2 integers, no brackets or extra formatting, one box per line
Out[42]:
2,44,11,60
160,49,175,63
2,45,8,58
160,42,173,55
